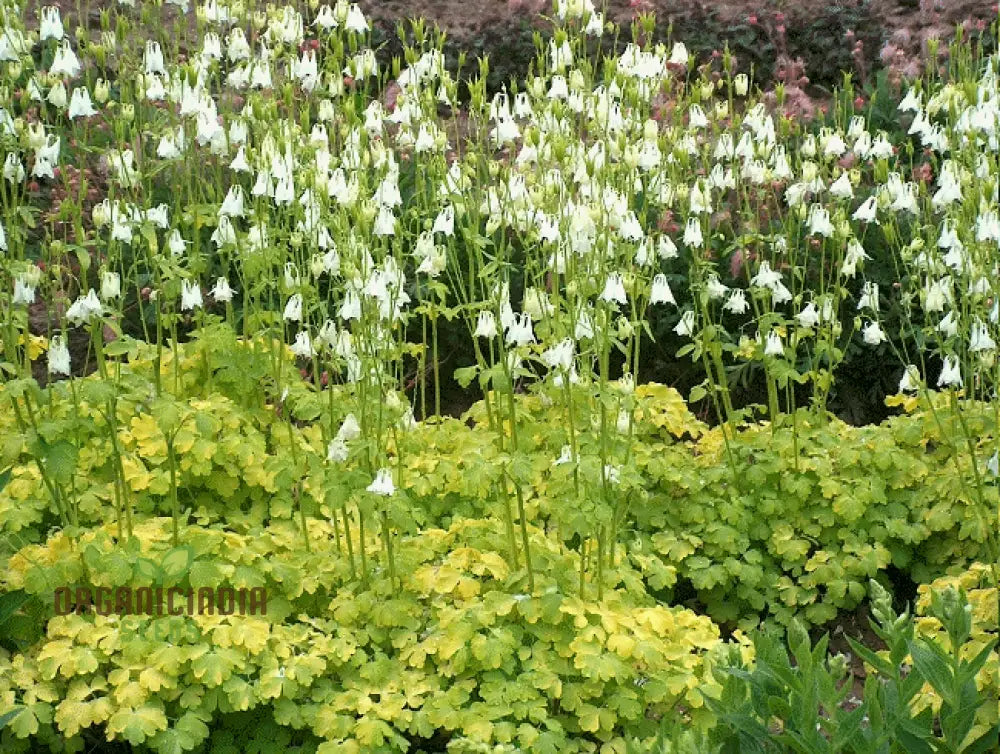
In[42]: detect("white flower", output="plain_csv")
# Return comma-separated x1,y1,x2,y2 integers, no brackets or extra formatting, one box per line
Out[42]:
600,273,627,306
367,468,395,496
67,87,97,119
553,445,574,467
937,356,962,388
988,452,999,478
47,334,71,376
669,42,688,66
505,312,535,346
969,319,995,352
474,311,497,338
898,365,920,393
290,331,314,357
682,217,703,247
764,331,784,356
938,311,959,338
705,275,729,300
281,293,302,322
210,277,234,302
181,280,203,311
862,320,886,345
796,302,819,328
344,3,369,33
857,281,879,312
852,196,878,223
337,414,362,441
649,274,675,305
724,289,749,314
829,173,854,199
433,205,454,236
100,271,121,300
841,240,870,278
326,438,348,462
219,185,245,217
807,204,835,236
40,6,64,41
673,310,695,337
923,278,951,313
66,289,103,325
542,338,575,371
12,276,36,305
50,40,81,77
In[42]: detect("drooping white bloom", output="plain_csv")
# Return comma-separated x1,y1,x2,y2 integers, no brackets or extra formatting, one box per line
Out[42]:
673,310,695,337
210,277,234,302
862,320,886,345
181,280,203,311
807,204,835,236
724,289,749,314
505,312,535,346
47,334,71,376
969,319,995,352
326,438,348,462
219,185,245,217
853,196,878,223
40,6,64,41
283,293,303,322
542,338,575,371
290,330,315,357
599,273,627,306
433,204,454,236
857,281,879,312
649,274,675,305
66,289,103,324
937,356,962,388
474,311,497,339
682,217,703,247
923,278,952,313
13,276,35,305
50,40,80,77
796,302,819,328
67,87,97,119
764,331,784,356
100,271,121,300
841,240,871,278
898,365,920,393
367,468,395,496
829,172,854,199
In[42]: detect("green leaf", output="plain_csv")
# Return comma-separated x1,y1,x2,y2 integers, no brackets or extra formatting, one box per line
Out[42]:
908,640,953,696
42,440,78,485
0,708,22,730
160,547,194,581
0,590,29,631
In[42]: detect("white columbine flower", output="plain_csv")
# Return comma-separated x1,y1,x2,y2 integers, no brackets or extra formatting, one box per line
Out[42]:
764,331,784,356
600,273,627,306
937,356,962,388
898,364,920,393
66,289,103,324
862,320,886,345
969,319,995,352
649,274,675,305
181,280,203,311
796,302,819,328
367,468,395,496
210,277,234,302
47,334,71,376
100,271,121,300
67,87,97,119
673,310,695,337
283,293,303,322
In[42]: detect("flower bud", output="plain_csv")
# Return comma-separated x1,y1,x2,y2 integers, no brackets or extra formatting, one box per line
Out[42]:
93,78,110,103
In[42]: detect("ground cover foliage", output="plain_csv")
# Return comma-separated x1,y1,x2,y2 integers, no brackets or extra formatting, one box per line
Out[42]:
0,0,999,750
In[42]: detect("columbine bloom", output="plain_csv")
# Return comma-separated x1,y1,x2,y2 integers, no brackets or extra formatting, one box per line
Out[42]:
66,289,103,324
937,356,962,388
40,6,64,41
367,468,395,496
600,273,627,306
862,320,886,345
796,302,819,328
807,204,835,236
290,331,314,357
724,290,749,314
474,311,497,338
853,196,878,223
210,278,234,302
284,293,303,322
682,217,703,247
673,310,695,337
969,319,996,352
857,282,879,312
764,331,784,356
542,338,574,372
48,334,71,376
649,274,675,305
326,438,348,462
67,87,97,119
181,280,203,311
899,365,920,393
50,40,80,77
505,312,535,346
337,414,362,441
100,271,121,300
12,276,35,305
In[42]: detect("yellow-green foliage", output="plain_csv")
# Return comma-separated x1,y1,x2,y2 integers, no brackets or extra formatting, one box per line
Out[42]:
911,563,1000,744
1,518,722,752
